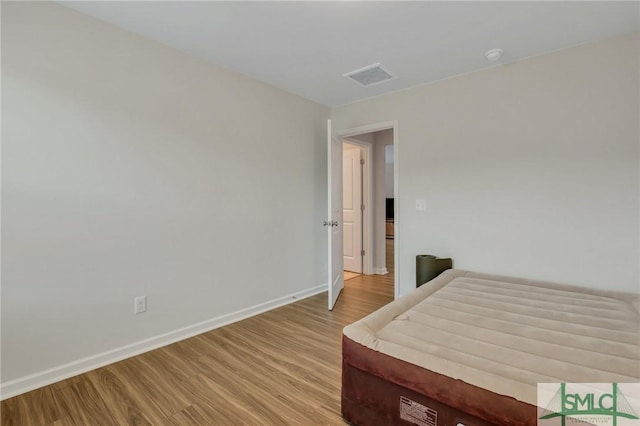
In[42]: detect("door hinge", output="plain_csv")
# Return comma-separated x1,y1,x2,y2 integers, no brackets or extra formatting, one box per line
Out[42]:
361,249,365,256
361,204,365,211
360,159,365,165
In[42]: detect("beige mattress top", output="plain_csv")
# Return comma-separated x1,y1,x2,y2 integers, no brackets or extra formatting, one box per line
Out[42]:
343,270,640,406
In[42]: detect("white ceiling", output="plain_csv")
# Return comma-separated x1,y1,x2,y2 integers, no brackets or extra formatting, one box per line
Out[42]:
62,1,639,107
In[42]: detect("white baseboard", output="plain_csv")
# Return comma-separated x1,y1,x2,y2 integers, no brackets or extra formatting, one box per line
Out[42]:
0,284,327,401
374,267,388,275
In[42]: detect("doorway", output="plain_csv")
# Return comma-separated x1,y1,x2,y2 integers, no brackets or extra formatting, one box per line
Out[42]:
338,124,397,299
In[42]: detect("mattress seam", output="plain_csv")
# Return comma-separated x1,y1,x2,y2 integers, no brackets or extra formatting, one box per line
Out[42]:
431,294,638,331
401,308,640,361
387,317,640,362
375,329,638,382
443,285,627,311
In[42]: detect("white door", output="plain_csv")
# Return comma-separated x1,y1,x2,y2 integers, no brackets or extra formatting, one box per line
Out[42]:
343,145,362,273
327,119,344,310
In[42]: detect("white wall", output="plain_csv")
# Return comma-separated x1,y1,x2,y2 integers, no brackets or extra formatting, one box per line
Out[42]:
348,133,375,145
373,130,393,274
332,33,640,296
1,2,329,394
384,145,394,199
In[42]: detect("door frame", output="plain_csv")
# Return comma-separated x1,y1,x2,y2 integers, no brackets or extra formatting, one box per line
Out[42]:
337,121,399,299
342,139,372,275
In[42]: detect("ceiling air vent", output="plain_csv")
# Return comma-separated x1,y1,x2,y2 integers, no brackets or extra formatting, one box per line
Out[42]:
343,63,396,87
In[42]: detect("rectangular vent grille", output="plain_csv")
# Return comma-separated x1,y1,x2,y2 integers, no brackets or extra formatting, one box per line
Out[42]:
344,63,396,87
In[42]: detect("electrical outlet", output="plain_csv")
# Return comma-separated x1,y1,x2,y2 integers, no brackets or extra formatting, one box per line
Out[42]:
134,296,147,314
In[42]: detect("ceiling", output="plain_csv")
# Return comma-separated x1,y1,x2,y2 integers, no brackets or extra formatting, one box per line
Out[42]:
62,1,639,107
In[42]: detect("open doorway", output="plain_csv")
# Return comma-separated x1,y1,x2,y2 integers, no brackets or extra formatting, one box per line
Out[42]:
340,127,396,295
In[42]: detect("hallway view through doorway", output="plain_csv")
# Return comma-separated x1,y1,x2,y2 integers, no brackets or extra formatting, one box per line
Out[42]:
343,239,394,293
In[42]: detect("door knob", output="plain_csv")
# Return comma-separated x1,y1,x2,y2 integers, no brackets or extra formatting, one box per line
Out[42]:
331,221,338,227
323,220,330,227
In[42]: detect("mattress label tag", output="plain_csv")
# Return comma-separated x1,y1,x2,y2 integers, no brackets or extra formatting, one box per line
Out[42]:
400,396,437,426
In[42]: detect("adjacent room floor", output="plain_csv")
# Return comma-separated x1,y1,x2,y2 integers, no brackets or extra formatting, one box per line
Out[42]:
1,255,395,425
345,239,395,281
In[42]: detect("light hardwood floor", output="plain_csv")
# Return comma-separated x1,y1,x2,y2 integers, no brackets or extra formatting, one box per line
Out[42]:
1,242,395,425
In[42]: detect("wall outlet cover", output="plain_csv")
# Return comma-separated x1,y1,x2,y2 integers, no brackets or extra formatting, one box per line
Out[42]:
134,296,147,314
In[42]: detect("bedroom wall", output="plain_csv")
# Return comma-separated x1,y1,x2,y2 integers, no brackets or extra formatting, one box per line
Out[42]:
373,130,393,274
332,32,640,296
385,145,394,199
1,2,329,396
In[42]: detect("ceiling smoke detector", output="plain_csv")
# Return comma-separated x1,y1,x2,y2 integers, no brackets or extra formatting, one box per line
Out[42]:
344,63,397,87
485,49,504,61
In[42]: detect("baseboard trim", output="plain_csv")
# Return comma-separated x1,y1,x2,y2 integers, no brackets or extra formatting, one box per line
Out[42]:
374,267,389,275
0,284,327,400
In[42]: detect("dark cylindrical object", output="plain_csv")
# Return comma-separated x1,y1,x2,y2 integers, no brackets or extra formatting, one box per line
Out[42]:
416,255,453,287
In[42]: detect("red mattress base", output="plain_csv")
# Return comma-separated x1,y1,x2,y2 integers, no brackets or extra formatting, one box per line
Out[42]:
342,335,537,426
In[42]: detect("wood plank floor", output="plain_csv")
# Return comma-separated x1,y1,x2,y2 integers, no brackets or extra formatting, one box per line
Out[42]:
1,242,395,425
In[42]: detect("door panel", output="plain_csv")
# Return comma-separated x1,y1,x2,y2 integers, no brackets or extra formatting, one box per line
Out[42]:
343,146,362,273
343,222,354,257
327,120,344,310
